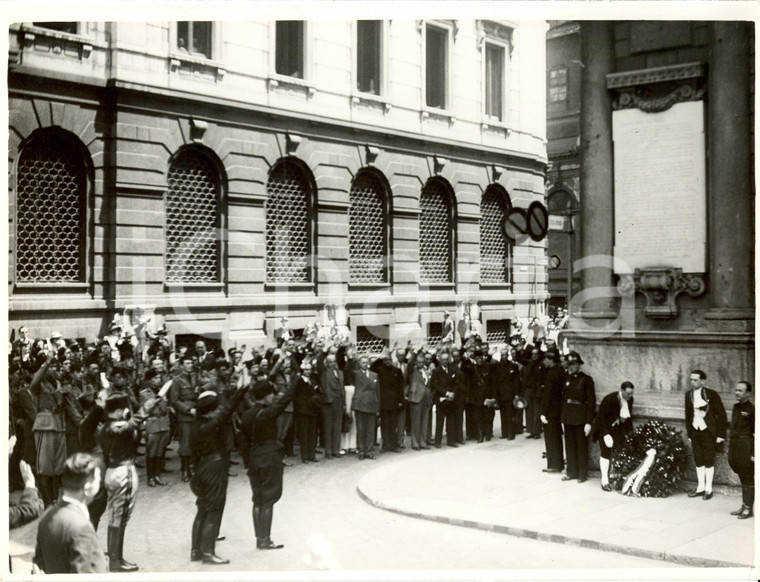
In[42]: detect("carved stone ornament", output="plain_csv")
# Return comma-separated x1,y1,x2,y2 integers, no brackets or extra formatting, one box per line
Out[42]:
607,62,706,113
616,268,706,319
190,118,208,143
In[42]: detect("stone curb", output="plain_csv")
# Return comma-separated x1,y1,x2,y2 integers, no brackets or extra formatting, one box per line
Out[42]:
356,482,749,569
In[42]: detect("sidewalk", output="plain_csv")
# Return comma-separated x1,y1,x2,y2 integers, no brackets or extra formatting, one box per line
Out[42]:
357,436,755,568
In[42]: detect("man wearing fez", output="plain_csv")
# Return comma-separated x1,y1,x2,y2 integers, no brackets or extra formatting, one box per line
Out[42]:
596,381,635,492
97,392,149,572
239,378,296,550
685,369,727,500
540,349,564,473
560,351,595,484
189,383,248,565
170,355,197,482
33,453,107,574
728,381,754,519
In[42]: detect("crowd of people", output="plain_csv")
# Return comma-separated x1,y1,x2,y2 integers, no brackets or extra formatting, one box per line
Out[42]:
7,307,754,573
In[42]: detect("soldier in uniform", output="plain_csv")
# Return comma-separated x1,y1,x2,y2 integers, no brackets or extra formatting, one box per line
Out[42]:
239,379,296,550
97,392,148,572
139,369,171,487
539,349,564,473
189,385,247,565
728,381,754,519
596,381,635,491
560,351,595,483
523,347,544,439
170,356,197,482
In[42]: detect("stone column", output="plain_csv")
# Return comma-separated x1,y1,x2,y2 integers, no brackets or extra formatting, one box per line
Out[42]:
577,22,616,319
706,22,754,320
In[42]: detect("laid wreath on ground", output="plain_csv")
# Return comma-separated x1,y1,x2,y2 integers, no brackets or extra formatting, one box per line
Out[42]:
609,420,688,497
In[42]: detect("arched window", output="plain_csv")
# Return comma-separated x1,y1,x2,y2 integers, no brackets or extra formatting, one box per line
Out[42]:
419,179,454,284
165,148,221,284
266,160,313,283
349,171,388,284
15,129,88,284
480,185,511,284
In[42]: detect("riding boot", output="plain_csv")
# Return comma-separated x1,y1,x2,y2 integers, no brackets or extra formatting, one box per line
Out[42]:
152,458,166,485
107,526,120,572
181,456,190,482
257,507,283,550
191,513,204,561
201,522,229,564
739,485,755,519
252,506,261,543
117,526,139,571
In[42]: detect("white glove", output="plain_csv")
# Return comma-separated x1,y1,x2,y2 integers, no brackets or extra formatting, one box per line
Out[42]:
540,415,548,425
583,423,592,437
603,434,613,448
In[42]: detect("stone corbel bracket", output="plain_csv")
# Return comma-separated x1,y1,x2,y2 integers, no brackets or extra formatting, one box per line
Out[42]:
607,62,706,113
617,268,706,319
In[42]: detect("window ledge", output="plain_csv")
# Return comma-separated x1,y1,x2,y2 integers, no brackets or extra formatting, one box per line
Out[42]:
20,25,106,60
481,118,512,136
164,282,224,291
351,92,392,113
349,282,391,290
267,74,316,99
480,282,513,290
169,52,226,82
14,282,89,291
264,282,315,291
419,282,455,290
421,107,456,127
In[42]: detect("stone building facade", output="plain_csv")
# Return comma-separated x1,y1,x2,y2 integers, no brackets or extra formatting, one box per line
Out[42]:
8,20,548,351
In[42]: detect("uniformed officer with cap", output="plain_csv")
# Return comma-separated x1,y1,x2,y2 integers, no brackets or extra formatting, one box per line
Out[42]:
560,351,595,483
539,349,565,473
189,383,248,565
239,378,296,550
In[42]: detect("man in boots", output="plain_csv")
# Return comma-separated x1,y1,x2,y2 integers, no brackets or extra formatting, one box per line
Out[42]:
189,384,248,565
239,379,296,550
170,356,197,482
97,392,149,572
728,380,754,519
139,369,171,487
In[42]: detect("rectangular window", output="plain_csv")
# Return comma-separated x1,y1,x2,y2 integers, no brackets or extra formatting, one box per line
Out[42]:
486,319,511,345
357,20,382,95
177,21,212,59
426,25,448,109
33,22,78,34
485,43,505,120
549,67,568,103
356,325,389,354
276,21,305,78
427,322,443,346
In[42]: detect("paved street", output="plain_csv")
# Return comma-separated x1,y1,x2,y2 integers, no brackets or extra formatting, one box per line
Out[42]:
10,433,679,576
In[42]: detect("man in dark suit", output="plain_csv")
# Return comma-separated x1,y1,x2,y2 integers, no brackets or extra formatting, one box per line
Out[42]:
371,350,405,453
490,347,522,440
352,355,380,459
33,452,107,574
560,351,595,483
318,353,345,459
406,354,432,450
430,351,458,448
596,381,635,491
540,349,564,473
685,369,727,500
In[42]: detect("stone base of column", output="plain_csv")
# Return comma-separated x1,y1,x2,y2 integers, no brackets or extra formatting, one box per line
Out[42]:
704,308,755,321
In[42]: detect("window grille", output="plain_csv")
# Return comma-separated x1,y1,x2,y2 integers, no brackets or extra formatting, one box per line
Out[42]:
427,322,443,345
357,20,382,94
165,149,219,284
426,25,448,108
266,162,311,283
419,181,452,284
480,187,510,283
349,173,387,284
356,325,388,354
177,22,212,59
276,21,305,78
16,132,86,283
486,319,511,344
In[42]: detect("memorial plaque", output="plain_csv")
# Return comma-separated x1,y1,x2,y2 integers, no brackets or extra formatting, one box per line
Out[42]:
612,101,707,274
